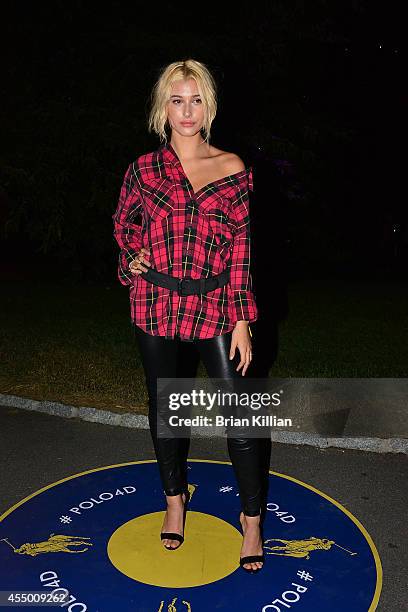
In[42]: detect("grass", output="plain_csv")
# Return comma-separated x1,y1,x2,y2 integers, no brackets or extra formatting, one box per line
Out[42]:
1,278,407,413
274,277,408,377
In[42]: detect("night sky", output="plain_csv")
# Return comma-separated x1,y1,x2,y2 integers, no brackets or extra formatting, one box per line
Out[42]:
1,1,405,283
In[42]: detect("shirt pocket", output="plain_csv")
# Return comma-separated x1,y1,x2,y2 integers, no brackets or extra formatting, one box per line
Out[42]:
198,191,234,249
140,177,175,222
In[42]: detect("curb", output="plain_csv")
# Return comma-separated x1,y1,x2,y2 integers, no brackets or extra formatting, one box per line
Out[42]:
1,393,407,455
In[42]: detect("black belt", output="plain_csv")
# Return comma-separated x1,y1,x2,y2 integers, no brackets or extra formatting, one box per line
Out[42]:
140,267,230,296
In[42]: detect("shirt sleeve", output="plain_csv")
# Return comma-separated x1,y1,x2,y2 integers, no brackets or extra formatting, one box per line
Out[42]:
228,167,258,324
112,162,144,286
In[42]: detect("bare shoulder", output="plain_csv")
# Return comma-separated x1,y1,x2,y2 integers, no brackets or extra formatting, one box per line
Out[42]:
209,146,246,175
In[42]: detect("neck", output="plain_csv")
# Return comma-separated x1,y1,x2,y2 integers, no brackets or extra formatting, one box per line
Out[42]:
169,134,209,162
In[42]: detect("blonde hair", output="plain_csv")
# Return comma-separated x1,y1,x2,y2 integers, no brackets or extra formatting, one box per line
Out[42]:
148,59,218,144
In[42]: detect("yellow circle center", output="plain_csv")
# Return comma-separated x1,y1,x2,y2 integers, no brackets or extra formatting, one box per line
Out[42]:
107,511,242,588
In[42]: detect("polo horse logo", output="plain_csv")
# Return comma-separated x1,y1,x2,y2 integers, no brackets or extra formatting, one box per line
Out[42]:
263,536,357,559
1,534,92,556
157,597,191,611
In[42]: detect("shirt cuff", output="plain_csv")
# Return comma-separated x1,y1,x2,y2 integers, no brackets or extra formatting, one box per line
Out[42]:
118,250,137,286
230,290,258,324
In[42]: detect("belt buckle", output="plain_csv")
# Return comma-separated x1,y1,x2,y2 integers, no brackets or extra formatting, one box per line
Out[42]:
178,277,192,296
177,277,185,296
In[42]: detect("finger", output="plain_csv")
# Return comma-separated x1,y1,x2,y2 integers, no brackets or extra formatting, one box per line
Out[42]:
132,262,148,274
244,346,253,373
236,362,243,372
236,348,245,371
242,356,248,376
242,350,251,376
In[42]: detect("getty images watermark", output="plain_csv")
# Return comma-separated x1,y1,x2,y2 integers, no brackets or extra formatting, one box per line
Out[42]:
155,377,408,439
167,387,290,427
156,377,298,439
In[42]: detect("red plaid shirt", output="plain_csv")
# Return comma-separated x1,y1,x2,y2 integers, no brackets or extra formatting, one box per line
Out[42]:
112,141,258,341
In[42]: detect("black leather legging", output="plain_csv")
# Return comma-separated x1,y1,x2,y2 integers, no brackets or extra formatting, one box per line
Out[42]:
133,325,263,516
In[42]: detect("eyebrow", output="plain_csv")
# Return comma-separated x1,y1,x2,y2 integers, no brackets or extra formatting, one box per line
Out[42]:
169,94,201,98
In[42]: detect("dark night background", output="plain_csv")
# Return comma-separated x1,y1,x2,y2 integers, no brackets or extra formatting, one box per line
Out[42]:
1,0,405,287
1,8,406,607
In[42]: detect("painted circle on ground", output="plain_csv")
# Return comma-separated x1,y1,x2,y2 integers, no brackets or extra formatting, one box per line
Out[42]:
108,511,241,587
0,460,382,611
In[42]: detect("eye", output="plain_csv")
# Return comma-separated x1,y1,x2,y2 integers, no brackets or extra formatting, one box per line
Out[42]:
171,97,201,105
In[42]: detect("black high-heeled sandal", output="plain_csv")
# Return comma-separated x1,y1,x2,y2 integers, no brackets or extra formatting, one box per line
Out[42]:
239,511,265,573
160,488,190,550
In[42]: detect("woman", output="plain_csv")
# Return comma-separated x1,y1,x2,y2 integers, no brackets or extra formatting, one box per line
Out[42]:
112,59,265,573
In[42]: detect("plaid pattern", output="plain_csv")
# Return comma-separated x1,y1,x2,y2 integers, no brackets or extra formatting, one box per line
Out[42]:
112,141,258,341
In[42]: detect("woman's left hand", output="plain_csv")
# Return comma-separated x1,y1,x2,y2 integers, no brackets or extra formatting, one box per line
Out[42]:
229,321,253,376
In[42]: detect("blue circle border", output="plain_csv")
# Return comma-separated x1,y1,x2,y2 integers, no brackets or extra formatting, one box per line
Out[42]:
0,459,382,610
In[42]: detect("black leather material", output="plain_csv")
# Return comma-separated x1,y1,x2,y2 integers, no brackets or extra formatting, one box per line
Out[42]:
140,266,230,296
134,326,263,515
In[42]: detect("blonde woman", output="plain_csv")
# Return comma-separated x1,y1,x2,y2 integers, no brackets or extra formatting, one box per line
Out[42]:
112,59,265,573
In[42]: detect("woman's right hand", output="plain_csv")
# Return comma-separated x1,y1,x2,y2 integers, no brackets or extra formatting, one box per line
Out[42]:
129,248,151,275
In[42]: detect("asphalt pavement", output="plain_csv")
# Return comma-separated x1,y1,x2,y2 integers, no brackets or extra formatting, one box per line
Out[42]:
0,404,406,611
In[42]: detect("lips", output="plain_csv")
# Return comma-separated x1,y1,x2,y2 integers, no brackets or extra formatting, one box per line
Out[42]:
181,122,194,126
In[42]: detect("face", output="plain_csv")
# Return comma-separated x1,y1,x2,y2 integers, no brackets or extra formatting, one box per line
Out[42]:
166,78,205,137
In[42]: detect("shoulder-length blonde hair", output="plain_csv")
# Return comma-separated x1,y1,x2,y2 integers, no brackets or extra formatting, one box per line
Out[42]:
148,59,218,144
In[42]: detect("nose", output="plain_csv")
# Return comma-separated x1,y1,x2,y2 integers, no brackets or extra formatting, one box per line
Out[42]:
183,103,192,117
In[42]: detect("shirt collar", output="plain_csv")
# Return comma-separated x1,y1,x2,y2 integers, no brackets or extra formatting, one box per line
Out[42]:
160,141,182,168
160,141,253,192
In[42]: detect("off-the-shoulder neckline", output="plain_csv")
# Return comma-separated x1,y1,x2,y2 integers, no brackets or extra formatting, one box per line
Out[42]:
161,142,252,198
191,167,252,197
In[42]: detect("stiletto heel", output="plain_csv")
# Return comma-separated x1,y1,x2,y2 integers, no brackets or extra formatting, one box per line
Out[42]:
160,488,190,550
239,511,265,573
